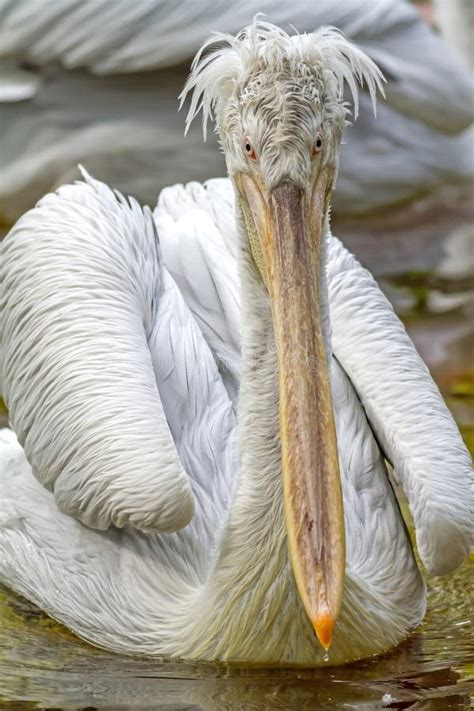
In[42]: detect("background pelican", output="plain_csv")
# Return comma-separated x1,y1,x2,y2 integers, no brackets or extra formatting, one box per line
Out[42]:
0,0,472,223
0,21,472,665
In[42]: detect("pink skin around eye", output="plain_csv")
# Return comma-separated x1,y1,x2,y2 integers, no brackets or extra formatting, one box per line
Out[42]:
312,135,322,157
244,137,257,161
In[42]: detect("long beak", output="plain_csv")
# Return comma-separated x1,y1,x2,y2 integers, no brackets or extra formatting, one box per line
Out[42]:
238,174,345,651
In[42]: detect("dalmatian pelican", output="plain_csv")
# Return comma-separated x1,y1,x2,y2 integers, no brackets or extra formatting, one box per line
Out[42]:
0,21,472,665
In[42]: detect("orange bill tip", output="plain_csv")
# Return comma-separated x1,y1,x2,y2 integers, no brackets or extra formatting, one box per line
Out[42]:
315,610,335,651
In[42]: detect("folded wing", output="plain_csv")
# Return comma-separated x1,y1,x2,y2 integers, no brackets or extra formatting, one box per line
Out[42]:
1,170,234,534
327,236,473,575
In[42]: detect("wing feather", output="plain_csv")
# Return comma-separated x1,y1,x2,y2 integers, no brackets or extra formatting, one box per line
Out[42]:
327,235,473,575
155,179,241,403
1,170,230,534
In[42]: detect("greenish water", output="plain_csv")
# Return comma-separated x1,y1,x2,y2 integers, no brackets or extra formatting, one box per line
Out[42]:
0,555,472,710
0,195,473,709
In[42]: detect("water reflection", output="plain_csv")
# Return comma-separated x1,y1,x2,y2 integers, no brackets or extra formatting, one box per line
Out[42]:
0,555,472,709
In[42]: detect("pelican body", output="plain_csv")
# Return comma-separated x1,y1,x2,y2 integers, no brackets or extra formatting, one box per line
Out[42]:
0,22,472,665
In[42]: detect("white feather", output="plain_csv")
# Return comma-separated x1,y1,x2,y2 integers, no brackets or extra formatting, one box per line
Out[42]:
1,173,469,662
180,20,385,138
0,19,472,664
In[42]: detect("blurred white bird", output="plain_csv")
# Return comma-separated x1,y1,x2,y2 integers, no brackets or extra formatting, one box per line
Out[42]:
0,0,472,221
0,21,472,665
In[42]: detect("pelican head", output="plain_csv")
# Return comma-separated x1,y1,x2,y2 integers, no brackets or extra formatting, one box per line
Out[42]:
181,20,384,651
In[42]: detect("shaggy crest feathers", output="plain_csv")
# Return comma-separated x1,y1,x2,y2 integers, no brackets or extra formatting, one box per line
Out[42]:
180,19,385,139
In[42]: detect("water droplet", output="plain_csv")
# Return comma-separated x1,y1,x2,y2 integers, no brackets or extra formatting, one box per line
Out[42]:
323,651,329,662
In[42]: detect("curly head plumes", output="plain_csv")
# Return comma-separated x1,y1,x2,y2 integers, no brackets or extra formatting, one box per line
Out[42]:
180,19,385,187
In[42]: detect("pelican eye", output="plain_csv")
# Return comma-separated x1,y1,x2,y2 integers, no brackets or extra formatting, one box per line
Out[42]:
244,138,257,161
312,135,323,157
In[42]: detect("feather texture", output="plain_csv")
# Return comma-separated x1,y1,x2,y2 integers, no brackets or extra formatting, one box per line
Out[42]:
1,174,471,662
0,16,472,662
1,169,235,536
180,20,385,139
154,178,473,579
